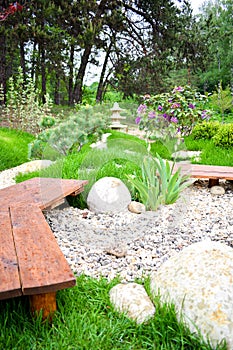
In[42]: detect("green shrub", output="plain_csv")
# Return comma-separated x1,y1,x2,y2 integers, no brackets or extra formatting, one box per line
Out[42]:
191,121,221,140
136,85,212,138
29,106,110,159
210,82,233,119
213,124,233,148
39,115,56,129
4,67,54,134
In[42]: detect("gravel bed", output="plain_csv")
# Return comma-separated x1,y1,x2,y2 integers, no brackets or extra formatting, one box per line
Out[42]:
44,180,233,282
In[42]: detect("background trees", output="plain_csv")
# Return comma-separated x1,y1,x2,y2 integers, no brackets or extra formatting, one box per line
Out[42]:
196,0,233,92
0,0,232,105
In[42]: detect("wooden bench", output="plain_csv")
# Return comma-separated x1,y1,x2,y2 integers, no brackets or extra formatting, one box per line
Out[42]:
173,163,233,187
0,177,88,320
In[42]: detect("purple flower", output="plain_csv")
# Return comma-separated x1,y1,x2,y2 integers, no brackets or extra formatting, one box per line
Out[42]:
201,110,210,120
171,103,180,109
171,116,178,123
148,111,156,119
201,110,207,119
137,104,147,114
168,98,173,103
163,113,168,119
173,86,184,93
188,103,195,109
158,105,163,111
135,116,141,124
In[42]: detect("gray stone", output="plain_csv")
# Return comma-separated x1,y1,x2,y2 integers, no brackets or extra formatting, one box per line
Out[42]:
90,140,107,149
105,243,128,258
172,150,201,161
109,283,155,324
0,160,54,189
128,201,146,214
150,240,233,348
90,133,111,149
210,186,225,195
87,177,131,214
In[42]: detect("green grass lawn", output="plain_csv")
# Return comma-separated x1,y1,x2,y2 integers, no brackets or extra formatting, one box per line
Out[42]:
0,127,35,171
0,275,226,350
2,128,232,208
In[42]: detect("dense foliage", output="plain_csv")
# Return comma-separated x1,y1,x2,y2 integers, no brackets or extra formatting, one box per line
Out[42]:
192,121,221,140
213,123,233,148
135,85,211,139
29,105,110,158
0,0,232,106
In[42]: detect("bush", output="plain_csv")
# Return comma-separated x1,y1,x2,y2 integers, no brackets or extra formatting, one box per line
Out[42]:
213,124,233,148
210,83,233,119
29,105,110,159
136,85,212,138
3,67,54,134
191,121,221,140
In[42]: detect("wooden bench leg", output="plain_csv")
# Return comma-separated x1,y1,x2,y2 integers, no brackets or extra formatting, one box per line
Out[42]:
208,178,219,188
29,292,57,321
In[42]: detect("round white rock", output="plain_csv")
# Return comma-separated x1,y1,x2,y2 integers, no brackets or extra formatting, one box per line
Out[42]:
87,177,131,214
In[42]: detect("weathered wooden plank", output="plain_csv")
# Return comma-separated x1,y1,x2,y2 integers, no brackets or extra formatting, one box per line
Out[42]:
173,163,233,180
0,207,22,300
10,204,76,295
0,177,88,209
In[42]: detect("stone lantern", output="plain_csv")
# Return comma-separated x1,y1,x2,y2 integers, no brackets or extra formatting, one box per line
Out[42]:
110,102,127,131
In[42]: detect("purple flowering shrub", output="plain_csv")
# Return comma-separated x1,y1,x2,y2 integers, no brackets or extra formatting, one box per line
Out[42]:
136,85,211,137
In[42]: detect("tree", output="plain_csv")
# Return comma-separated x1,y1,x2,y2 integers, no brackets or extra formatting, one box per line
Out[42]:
196,0,233,92
110,0,202,96
0,0,213,106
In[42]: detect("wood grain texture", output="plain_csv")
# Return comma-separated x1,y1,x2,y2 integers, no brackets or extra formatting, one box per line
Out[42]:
173,163,233,180
0,177,88,210
10,203,76,295
29,292,57,320
0,207,22,300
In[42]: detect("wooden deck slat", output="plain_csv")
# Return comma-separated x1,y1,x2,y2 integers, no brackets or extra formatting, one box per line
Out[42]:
173,163,233,180
0,207,22,300
10,203,76,295
0,177,88,210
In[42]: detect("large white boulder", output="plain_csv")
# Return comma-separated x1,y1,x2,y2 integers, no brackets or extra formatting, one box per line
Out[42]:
87,177,131,213
150,240,233,348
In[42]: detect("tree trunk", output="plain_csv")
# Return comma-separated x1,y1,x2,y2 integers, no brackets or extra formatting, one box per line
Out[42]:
31,40,37,82
96,41,113,103
20,40,26,83
40,42,46,104
54,73,60,105
73,45,92,104
0,31,7,104
68,44,74,105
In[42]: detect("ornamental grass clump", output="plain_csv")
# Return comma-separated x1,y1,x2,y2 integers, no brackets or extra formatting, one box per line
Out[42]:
136,85,212,138
127,153,190,211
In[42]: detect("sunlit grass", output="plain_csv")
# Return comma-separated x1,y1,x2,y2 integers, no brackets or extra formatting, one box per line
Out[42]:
0,275,226,350
0,127,34,171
